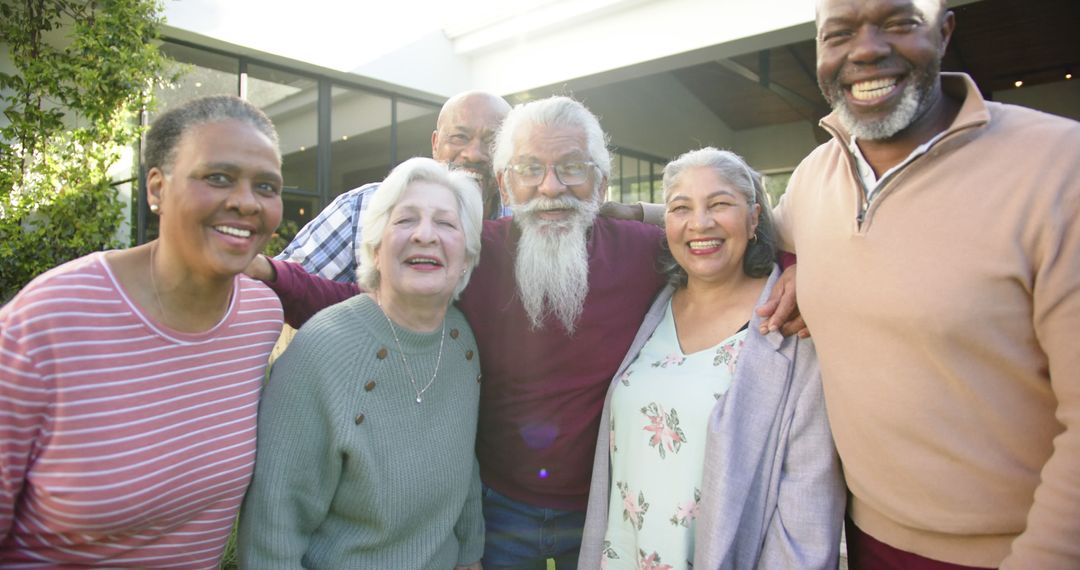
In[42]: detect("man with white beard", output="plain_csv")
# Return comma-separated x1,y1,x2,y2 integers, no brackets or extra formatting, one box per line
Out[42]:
257,96,667,568
494,99,607,335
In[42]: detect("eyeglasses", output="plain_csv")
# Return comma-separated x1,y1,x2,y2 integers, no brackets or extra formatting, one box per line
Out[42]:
506,161,596,186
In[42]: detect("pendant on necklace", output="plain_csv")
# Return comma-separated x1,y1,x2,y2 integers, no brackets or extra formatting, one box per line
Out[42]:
416,396,422,404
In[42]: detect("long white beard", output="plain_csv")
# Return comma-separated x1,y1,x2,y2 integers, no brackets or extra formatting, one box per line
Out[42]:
511,196,599,334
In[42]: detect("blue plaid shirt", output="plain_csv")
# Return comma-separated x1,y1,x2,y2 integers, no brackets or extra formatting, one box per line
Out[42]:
277,183,510,283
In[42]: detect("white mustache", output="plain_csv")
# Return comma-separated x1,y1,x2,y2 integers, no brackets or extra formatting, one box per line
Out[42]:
514,196,589,215
447,162,491,178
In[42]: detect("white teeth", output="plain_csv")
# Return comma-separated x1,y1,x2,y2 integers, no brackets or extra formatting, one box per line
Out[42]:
448,165,482,180
407,258,439,266
215,225,251,238
851,78,898,100
688,239,722,249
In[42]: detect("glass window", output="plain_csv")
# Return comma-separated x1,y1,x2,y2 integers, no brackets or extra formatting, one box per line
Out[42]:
154,43,239,119
245,64,318,249
143,43,447,249
145,43,242,241
329,86,392,197
607,151,665,204
248,63,319,210
652,162,664,203
606,154,623,202
395,99,440,166
623,156,641,203
279,194,317,243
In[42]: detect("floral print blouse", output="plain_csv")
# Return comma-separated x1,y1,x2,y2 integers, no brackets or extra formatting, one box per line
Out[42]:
602,299,746,570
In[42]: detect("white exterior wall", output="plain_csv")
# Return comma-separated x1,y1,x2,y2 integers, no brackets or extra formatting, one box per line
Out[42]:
580,72,735,160
459,0,815,96
162,0,817,99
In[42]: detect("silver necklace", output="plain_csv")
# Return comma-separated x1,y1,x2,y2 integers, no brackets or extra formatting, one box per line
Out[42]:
148,242,231,328
376,295,446,404
148,242,169,322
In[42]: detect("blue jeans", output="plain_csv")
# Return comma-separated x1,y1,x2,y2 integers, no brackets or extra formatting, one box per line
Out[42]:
481,485,586,570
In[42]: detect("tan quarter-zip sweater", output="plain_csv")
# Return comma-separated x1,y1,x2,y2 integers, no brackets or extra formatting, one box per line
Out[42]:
774,73,1080,569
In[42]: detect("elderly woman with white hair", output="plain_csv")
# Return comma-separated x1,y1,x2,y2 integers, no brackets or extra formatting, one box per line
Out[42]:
577,148,845,570
237,157,486,569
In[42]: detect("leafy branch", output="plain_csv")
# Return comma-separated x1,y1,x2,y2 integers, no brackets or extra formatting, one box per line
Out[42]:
0,0,172,301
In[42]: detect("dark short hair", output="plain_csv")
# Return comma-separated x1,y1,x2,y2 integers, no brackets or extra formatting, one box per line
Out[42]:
658,147,778,287
143,95,279,173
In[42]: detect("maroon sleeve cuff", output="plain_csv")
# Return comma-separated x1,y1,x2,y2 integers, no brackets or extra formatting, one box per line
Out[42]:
779,251,797,270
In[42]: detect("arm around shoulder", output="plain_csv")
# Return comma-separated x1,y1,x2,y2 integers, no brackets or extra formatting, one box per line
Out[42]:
266,258,360,329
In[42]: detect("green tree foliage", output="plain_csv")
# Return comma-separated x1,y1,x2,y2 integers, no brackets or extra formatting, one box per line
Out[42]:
0,0,169,301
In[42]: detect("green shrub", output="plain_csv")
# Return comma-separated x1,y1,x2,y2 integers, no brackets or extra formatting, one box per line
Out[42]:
263,219,300,258
0,0,171,301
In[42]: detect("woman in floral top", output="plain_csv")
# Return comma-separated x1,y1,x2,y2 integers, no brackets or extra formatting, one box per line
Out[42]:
578,148,845,570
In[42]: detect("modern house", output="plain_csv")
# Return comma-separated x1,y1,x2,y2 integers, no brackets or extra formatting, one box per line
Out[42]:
9,0,1079,242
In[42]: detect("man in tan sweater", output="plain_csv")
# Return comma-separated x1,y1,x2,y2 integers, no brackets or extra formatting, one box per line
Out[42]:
770,0,1080,568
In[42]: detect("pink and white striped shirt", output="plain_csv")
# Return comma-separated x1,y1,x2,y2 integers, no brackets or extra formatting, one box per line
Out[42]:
0,252,283,568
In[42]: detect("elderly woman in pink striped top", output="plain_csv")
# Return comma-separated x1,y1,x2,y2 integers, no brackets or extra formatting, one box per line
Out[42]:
0,95,284,568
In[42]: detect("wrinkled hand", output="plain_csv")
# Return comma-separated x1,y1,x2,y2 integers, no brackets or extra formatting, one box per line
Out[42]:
454,563,482,570
755,264,809,338
599,201,643,221
243,254,276,282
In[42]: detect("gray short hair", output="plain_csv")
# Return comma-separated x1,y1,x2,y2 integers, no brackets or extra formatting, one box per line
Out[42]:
144,95,280,173
492,96,611,187
356,157,483,300
660,147,777,285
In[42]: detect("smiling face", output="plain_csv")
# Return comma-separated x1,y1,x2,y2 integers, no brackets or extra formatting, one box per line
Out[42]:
432,93,509,201
374,180,467,305
664,166,760,286
816,0,954,140
148,118,283,282
499,124,603,231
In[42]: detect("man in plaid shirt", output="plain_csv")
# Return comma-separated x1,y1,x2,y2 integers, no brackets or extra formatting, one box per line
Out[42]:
276,90,512,282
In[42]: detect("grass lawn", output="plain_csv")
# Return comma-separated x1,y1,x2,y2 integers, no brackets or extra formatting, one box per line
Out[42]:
219,520,238,570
